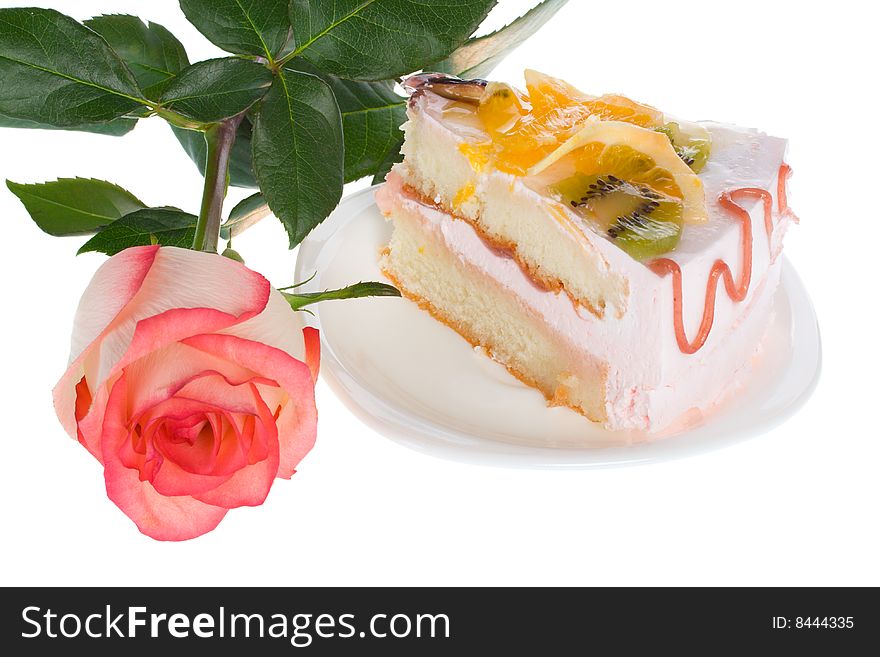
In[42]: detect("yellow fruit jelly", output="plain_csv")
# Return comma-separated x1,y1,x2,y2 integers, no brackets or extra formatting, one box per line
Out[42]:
453,182,476,209
472,72,667,177
458,142,491,173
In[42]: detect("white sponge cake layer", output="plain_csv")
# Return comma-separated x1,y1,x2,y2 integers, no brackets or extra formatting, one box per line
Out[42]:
379,185,609,422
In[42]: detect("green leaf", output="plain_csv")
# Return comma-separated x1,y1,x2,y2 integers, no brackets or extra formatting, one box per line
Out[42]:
0,8,147,126
283,281,400,311
78,207,197,256
334,79,406,182
220,192,269,239
6,177,145,236
287,59,406,182
372,132,404,184
84,15,190,98
435,0,568,78
251,70,343,248
287,0,497,80
160,58,273,123
171,119,257,188
179,0,292,61
0,111,137,136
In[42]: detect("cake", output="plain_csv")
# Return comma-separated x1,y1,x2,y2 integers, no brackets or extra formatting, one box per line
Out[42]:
375,71,796,433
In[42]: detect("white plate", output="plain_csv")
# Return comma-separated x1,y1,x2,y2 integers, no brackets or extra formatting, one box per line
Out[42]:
295,187,821,469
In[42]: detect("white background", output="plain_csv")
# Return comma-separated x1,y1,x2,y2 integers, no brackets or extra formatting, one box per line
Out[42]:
1,0,877,586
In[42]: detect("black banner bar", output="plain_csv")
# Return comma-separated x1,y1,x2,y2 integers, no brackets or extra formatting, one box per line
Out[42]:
1,587,876,653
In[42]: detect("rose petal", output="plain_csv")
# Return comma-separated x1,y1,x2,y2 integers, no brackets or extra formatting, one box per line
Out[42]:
173,371,272,415
134,398,241,468
149,450,235,498
303,327,321,382
69,246,160,364
221,289,306,361
89,249,271,388
115,307,262,376
121,342,256,419
115,397,235,497
74,376,92,446
193,384,280,508
154,379,266,478
53,246,159,439
181,334,317,479
273,403,316,479
101,373,227,541
75,375,117,461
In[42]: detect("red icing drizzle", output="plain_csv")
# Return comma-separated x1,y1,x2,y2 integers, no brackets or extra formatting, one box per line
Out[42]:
648,164,793,355
778,162,799,224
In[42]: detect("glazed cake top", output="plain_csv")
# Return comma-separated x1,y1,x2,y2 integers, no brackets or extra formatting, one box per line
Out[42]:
406,70,787,263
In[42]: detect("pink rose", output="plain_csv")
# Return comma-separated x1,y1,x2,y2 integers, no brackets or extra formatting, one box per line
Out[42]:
53,245,319,541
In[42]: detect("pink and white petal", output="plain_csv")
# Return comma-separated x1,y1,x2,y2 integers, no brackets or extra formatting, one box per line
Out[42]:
147,377,263,479
139,248,270,315
134,387,262,479
101,374,227,541
68,245,160,363
163,411,253,478
115,307,260,375
122,342,255,419
193,385,280,508
131,389,208,427
173,372,266,415
273,401,318,479
149,456,234,498
144,374,274,478
192,443,278,508
75,373,120,461
53,245,159,438
105,463,228,541
252,381,286,416
221,289,305,360
181,335,315,403
179,369,278,394
90,250,271,388
181,334,317,477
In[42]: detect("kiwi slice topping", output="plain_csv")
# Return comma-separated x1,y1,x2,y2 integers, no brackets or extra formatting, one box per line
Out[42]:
656,122,711,173
555,173,683,260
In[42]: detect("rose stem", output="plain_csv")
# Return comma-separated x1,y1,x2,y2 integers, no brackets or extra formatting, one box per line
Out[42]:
192,113,245,252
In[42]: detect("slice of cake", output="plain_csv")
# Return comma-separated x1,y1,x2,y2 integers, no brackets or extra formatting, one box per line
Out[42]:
376,71,796,433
